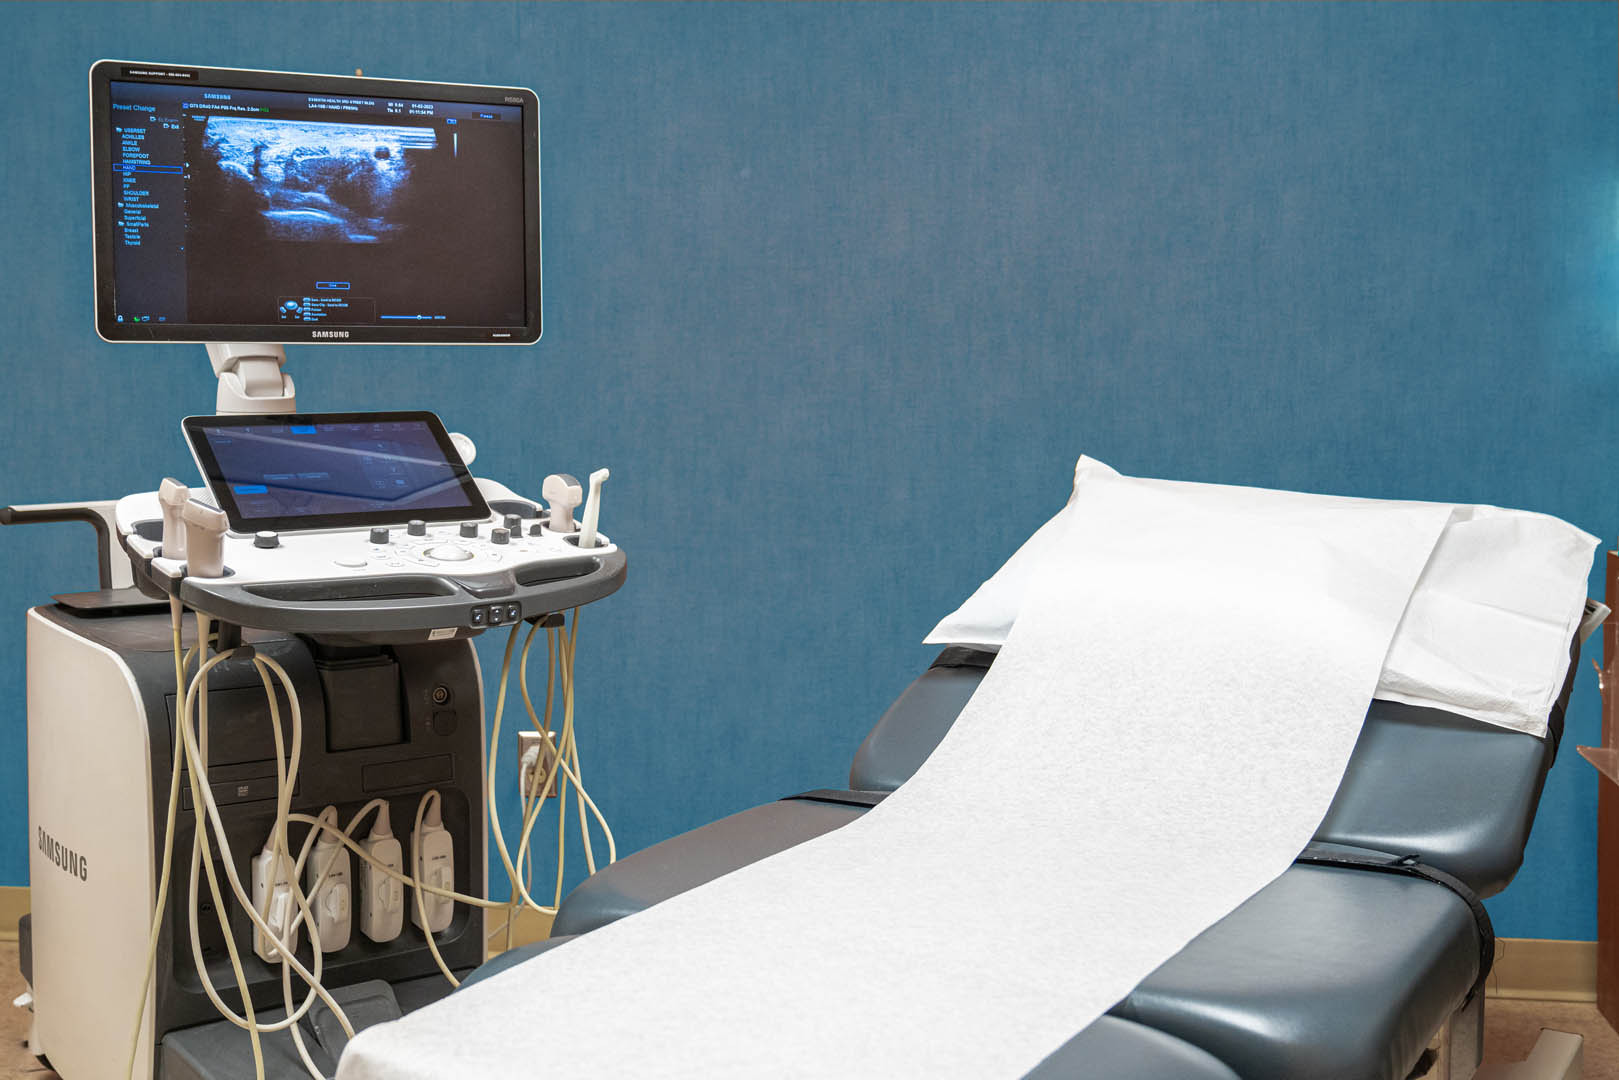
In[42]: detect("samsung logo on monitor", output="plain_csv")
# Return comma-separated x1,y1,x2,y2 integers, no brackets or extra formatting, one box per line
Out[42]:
311,330,349,339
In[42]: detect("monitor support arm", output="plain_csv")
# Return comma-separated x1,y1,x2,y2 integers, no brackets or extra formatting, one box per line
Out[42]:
208,343,297,415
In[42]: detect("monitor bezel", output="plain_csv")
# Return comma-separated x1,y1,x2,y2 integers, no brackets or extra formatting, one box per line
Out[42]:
90,60,541,345
182,410,493,533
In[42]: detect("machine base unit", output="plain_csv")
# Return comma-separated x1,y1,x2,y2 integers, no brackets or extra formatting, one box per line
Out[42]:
25,603,488,1080
159,974,459,1080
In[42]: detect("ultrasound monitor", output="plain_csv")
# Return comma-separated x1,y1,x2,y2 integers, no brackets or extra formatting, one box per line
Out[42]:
91,60,540,349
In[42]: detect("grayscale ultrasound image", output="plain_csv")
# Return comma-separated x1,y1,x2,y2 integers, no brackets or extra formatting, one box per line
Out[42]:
202,117,438,243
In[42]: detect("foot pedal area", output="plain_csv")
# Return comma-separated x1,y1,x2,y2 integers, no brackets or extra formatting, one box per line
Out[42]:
161,978,405,1079
308,979,403,1064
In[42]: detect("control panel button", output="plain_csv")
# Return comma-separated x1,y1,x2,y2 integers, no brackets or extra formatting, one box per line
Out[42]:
459,522,479,539
503,514,523,532
369,527,391,545
407,519,427,537
491,527,509,545
254,531,280,549
334,557,367,569
425,545,474,562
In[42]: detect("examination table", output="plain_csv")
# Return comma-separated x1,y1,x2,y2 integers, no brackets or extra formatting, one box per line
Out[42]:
467,641,1581,1080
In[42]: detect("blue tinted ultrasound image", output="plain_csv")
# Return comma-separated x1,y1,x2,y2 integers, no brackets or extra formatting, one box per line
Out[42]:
203,118,437,243
181,102,525,327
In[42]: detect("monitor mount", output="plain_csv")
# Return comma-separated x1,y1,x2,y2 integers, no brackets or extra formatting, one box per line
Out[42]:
207,343,296,414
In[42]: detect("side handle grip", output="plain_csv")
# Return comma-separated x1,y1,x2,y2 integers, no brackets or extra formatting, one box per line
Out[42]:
0,505,114,589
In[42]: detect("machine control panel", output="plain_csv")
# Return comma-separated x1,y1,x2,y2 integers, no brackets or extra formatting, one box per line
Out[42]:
114,477,623,645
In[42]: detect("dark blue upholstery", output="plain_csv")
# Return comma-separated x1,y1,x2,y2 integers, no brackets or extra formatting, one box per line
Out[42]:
462,643,1575,1078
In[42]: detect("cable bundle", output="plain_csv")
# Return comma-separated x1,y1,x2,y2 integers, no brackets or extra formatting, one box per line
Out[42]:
125,602,615,1080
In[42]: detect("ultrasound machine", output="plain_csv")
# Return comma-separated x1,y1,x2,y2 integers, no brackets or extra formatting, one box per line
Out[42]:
4,60,618,1080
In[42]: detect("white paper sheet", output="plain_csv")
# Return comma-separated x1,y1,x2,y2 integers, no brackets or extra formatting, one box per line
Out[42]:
339,471,1455,1080
926,457,1597,736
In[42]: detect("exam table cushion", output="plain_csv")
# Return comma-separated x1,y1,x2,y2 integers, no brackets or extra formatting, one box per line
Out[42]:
550,797,868,938
1113,862,1479,1080
461,935,575,989
464,941,1243,1080
1022,1017,1241,1080
531,799,1475,1080
849,646,1571,897
526,638,1550,1074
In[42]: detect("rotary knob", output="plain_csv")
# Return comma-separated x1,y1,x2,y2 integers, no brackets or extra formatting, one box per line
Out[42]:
407,519,427,537
491,527,509,545
369,527,390,545
459,522,479,539
528,523,545,537
503,513,523,532
254,531,280,549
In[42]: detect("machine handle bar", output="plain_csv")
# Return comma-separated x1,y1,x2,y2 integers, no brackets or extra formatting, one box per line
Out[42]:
0,504,114,589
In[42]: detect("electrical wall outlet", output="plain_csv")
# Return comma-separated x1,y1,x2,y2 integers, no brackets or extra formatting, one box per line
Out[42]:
518,729,559,800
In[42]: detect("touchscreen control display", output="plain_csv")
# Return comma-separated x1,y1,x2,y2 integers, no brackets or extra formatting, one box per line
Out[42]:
184,411,489,532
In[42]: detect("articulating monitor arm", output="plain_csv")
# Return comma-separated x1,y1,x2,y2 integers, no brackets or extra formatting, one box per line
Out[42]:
208,343,296,415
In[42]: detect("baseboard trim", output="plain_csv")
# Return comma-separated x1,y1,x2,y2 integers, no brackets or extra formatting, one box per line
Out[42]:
1488,938,1597,1002
0,885,28,943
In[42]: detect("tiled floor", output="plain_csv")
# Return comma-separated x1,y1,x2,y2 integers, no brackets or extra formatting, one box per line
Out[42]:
3,939,1616,1077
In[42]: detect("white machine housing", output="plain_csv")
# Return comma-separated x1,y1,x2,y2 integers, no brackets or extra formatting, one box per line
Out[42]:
20,468,625,1079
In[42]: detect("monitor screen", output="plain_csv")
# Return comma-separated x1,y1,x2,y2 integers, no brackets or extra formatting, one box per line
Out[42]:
90,61,540,344
183,411,492,532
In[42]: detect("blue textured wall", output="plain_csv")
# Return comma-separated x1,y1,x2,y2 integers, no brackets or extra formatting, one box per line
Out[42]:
0,2,1614,939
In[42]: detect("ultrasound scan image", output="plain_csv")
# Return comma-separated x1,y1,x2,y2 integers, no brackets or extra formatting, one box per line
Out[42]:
201,117,438,243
